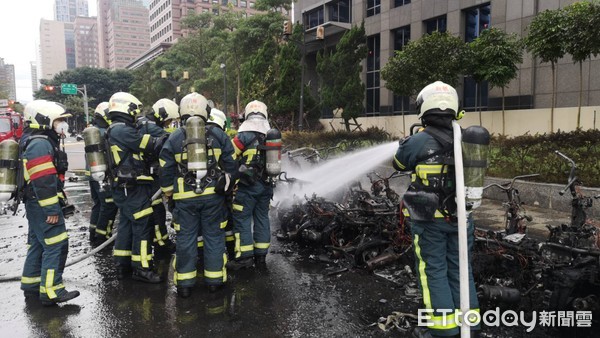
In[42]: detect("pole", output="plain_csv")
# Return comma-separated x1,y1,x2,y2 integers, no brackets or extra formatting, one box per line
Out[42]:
83,84,89,126
452,121,471,338
299,33,305,131
224,66,229,129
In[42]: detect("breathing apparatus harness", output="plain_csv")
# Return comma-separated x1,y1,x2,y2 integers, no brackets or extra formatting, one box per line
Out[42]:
13,131,73,217
406,125,457,221
105,122,149,190
178,124,223,194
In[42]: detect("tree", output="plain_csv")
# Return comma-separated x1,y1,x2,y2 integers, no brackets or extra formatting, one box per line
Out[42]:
34,67,133,109
382,31,469,98
317,23,367,131
563,1,600,128
524,9,567,132
470,28,523,134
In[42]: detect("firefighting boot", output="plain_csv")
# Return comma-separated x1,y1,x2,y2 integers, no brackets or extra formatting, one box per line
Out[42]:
132,268,163,284
177,286,193,298
41,290,81,306
254,255,267,270
226,257,254,271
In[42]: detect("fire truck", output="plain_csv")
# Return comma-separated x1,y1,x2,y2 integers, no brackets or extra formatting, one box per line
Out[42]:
0,99,23,142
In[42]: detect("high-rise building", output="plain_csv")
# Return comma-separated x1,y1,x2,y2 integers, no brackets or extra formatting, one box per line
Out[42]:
74,16,99,68
295,0,600,118
30,62,39,94
39,19,69,80
98,0,150,69
148,0,265,49
0,58,17,100
54,0,89,22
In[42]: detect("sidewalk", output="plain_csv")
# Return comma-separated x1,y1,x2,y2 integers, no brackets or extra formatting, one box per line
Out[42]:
473,198,571,239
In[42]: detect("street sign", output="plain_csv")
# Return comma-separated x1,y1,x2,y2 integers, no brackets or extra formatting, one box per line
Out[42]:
61,83,78,95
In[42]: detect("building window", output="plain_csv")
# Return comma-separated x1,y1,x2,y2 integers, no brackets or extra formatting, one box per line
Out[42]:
394,0,410,7
328,0,350,23
305,7,324,29
424,15,447,34
463,4,491,110
366,0,380,17
366,35,380,115
392,26,411,114
464,3,490,42
393,25,410,51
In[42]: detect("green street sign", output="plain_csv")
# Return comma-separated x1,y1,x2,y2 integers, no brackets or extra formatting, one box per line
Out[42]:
61,83,78,95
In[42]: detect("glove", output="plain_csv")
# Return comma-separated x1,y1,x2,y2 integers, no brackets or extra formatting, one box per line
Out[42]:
215,173,233,195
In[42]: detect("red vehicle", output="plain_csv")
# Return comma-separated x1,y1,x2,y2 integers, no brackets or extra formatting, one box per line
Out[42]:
0,112,23,142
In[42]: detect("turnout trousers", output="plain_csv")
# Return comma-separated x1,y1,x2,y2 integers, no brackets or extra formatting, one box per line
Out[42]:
90,180,118,239
173,195,227,287
20,200,69,301
410,218,480,336
231,182,273,259
112,184,154,269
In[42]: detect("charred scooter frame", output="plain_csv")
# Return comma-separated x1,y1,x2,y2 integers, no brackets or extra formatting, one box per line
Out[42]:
484,174,539,235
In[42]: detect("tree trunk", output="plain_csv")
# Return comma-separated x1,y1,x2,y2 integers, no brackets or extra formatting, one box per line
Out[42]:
344,118,350,132
236,65,241,117
477,81,482,126
551,62,556,133
502,87,506,135
578,61,582,128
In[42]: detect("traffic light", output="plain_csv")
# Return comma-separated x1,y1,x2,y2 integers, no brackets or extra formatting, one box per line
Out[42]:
44,85,55,92
316,25,325,40
283,20,292,35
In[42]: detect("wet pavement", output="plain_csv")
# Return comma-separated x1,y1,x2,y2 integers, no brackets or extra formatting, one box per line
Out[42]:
0,141,595,337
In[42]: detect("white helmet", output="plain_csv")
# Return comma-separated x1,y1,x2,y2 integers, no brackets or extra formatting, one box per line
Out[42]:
109,92,143,118
24,100,71,130
179,92,208,120
152,98,179,124
94,102,110,124
416,81,459,119
208,108,227,130
243,100,268,120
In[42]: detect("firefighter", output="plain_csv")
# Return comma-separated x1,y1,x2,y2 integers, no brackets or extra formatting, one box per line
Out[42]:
137,98,179,258
159,93,237,297
227,100,273,270
196,108,236,259
106,92,166,283
19,100,80,305
392,81,479,338
87,102,118,243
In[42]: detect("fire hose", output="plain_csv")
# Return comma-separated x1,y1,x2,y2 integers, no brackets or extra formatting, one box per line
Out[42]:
0,189,163,282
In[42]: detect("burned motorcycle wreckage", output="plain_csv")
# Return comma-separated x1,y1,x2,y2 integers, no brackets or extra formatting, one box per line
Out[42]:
276,171,413,270
276,149,599,331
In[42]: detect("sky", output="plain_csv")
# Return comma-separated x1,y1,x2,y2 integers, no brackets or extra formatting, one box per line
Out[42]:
0,0,97,103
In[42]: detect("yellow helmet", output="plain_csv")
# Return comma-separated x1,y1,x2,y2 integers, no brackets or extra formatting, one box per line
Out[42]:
244,100,268,120
152,98,179,124
24,100,72,130
179,92,208,120
109,92,143,118
208,108,227,130
416,81,459,119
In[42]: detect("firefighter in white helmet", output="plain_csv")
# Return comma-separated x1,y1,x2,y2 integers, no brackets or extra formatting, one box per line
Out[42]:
136,98,179,258
392,81,480,338
159,93,237,297
106,92,167,283
18,100,80,305
227,100,273,270
87,102,118,243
